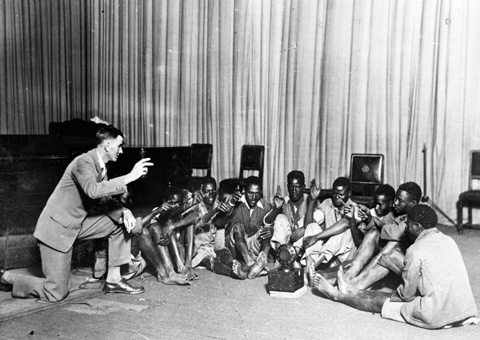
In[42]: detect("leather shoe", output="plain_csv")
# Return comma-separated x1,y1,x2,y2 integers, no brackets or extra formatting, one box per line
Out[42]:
103,279,144,295
0,267,13,292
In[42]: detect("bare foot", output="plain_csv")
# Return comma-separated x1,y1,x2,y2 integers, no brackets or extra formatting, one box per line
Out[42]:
247,251,268,279
186,267,199,281
307,263,317,287
314,272,339,300
162,273,191,286
257,268,269,277
156,272,166,282
231,260,247,280
337,265,354,294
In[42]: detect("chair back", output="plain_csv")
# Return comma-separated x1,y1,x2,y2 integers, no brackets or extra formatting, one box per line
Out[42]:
349,154,384,201
239,145,265,182
190,143,213,177
470,150,480,190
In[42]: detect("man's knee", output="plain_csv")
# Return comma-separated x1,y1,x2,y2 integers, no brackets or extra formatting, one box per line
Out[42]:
364,228,380,242
274,214,289,229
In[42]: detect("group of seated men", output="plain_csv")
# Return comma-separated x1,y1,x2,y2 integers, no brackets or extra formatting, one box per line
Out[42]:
114,170,478,330
0,126,477,330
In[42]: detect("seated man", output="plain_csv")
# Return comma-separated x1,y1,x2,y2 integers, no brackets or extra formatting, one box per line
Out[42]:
224,176,283,279
87,188,155,285
191,177,238,268
346,182,422,290
340,184,396,281
302,177,357,285
89,186,195,286
269,170,309,254
314,205,478,330
141,186,203,284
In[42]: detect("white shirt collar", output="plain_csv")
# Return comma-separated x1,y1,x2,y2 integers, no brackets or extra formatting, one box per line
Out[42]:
239,195,264,210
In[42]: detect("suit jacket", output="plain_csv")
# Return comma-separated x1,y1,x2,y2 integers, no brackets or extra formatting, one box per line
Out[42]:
34,149,128,253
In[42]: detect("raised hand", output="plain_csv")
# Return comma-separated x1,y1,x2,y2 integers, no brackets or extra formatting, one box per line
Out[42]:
217,202,231,213
343,204,354,219
192,190,204,204
130,157,154,181
309,179,322,200
273,185,285,209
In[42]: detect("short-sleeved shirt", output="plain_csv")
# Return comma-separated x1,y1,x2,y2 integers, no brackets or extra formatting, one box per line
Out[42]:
380,214,407,242
315,198,356,229
226,197,273,238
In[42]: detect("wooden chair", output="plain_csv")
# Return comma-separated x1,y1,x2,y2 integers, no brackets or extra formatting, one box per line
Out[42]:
219,145,265,196
349,153,385,205
456,150,480,233
188,143,213,192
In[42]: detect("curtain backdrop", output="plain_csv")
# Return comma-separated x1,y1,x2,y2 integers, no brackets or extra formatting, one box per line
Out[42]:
1,0,480,223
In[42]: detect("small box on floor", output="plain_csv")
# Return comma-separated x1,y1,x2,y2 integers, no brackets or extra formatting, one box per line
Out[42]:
268,267,305,297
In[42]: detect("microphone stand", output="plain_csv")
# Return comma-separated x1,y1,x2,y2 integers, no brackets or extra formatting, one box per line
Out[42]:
421,145,457,227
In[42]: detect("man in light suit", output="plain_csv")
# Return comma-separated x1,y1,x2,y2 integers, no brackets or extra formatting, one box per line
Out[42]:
0,126,153,301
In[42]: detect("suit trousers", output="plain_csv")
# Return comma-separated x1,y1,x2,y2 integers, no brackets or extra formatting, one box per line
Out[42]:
12,212,130,301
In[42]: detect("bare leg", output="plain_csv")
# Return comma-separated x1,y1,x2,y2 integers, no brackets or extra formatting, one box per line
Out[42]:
155,243,191,285
247,251,268,279
168,232,196,280
139,226,166,281
345,228,380,281
305,254,325,287
232,225,255,266
314,272,390,313
350,241,400,289
205,249,243,278
232,260,248,279
378,249,405,276
184,224,198,279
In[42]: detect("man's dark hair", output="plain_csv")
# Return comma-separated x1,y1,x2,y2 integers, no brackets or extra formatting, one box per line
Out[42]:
245,176,262,190
332,177,351,191
96,126,124,145
287,170,305,186
374,184,396,201
408,204,438,229
202,176,217,188
163,186,183,202
398,182,422,203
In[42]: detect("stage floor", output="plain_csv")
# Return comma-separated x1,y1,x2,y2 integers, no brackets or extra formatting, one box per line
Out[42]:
1,224,479,340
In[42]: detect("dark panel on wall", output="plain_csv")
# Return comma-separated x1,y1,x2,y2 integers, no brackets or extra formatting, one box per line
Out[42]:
0,135,71,269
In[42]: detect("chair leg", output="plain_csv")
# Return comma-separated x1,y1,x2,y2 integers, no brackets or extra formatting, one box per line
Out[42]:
457,201,464,234
467,207,472,228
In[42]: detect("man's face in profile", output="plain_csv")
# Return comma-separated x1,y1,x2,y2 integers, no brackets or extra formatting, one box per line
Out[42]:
393,190,415,215
374,194,393,217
